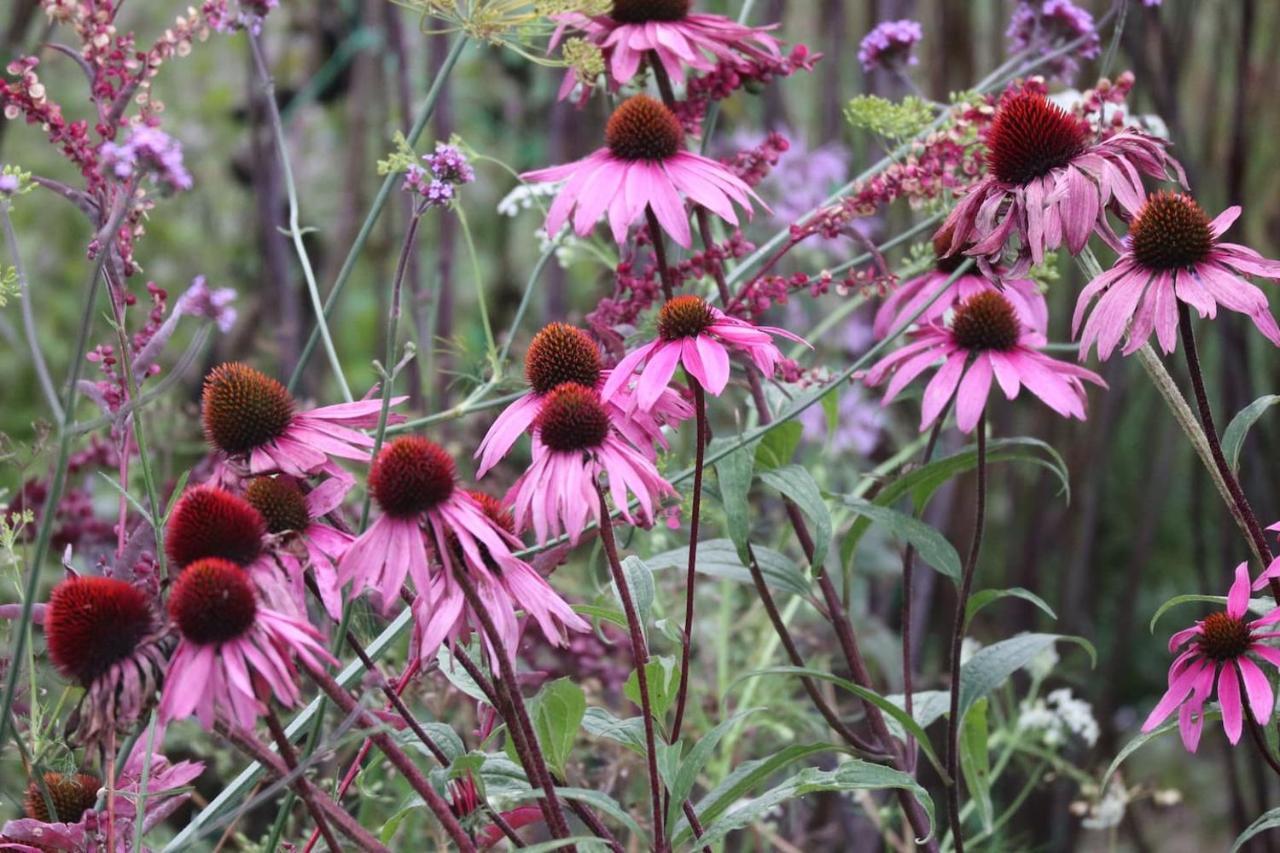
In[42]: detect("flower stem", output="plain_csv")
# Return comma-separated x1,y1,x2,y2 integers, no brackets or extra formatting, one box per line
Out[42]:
946,411,987,853
300,658,477,852
902,414,949,773
249,32,352,403
215,719,392,852
1,204,61,421
287,35,468,395
1177,303,1278,583
449,567,575,844
644,208,677,302
595,483,667,851
670,378,706,742
261,702,343,852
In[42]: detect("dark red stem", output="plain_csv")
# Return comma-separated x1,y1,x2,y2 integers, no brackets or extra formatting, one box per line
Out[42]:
670,378,707,741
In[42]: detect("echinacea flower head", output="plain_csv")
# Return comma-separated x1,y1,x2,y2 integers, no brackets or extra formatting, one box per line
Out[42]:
508,382,677,545
522,95,760,248
476,322,691,476
338,436,534,617
166,484,265,569
872,232,1049,339
245,475,351,621
866,289,1105,432
201,362,403,480
937,91,1185,277
159,557,334,730
411,488,589,666
601,295,806,409
1073,192,1280,359
857,19,923,72
43,576,170,750
22,773,99,824
1143,563,1280,751
552,0,781,92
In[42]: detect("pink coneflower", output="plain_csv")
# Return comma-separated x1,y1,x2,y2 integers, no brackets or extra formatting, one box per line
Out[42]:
2,745,203,851
245,475,351,621
158,557,333,730
865,289,1105,432
600,295,805,410
508,383,677,545
872,234,1048,339
338,437,531,614
1073,192,1280,359
409,491,589,665
476,323,692,476
43,575,170,750
552,0,781,92
1142,563,1280,751
522,95,760,248
201,362,404,480
165,484,302,618
937,91,1185,277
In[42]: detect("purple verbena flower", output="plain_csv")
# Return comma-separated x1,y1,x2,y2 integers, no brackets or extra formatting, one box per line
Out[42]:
99,126,192,193
1006,0,1100,82
858,19,923,72
427,143,475,185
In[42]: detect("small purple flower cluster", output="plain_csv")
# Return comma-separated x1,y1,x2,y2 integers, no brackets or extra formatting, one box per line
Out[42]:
857,19,923,72
205,0,280,35
1006,0,1101,82
404,143,476,209
99,125,193,193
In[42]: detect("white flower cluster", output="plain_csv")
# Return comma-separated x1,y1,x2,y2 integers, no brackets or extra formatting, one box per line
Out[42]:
497,181,562,218
1080,779,1128,830
1018,688,1099,748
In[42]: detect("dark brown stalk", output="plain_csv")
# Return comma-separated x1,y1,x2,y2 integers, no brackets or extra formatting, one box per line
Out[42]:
595,483,668,852
645,208,678,302
300,659,478,852
215,721,390,852
670,378,707,741
262,703,342,852
945,412,987,853
448,568,575,844
1178,303,1280,602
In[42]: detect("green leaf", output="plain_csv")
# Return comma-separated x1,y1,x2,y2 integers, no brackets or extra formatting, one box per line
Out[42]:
958,634,1095,717
692,762,934,848
755,421,803,469
1101,709,1221,791
1149,593,1273,633
623,656,679,722
1222,394,1280,473
436,644,490,705
965,587,1057,626
411,723,465,763
572,604,629,631
613,556,655,638
727,666,946,778
959,698,993,832
645,539,811,598
529,678,585,779
840,496,962,581
760,465,832,569
516,837,614,853
714,438,758,562
581,707,646,754
664,708,762,833
822,388,841,438
507,789,647,847
1235,810,1280,853
843,438,1070,561
672,743,841,845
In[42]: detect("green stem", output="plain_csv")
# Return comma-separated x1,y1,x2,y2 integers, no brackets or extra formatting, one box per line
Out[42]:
287,35,469,394
249,33,352,402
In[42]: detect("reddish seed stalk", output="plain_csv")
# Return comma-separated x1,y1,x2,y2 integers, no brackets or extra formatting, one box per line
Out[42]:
945,412,987,853
595,483,668,852
670,377,706,742
261,701,343,852
300,658,478,853
448,565,576,845
1177,303,1280,601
